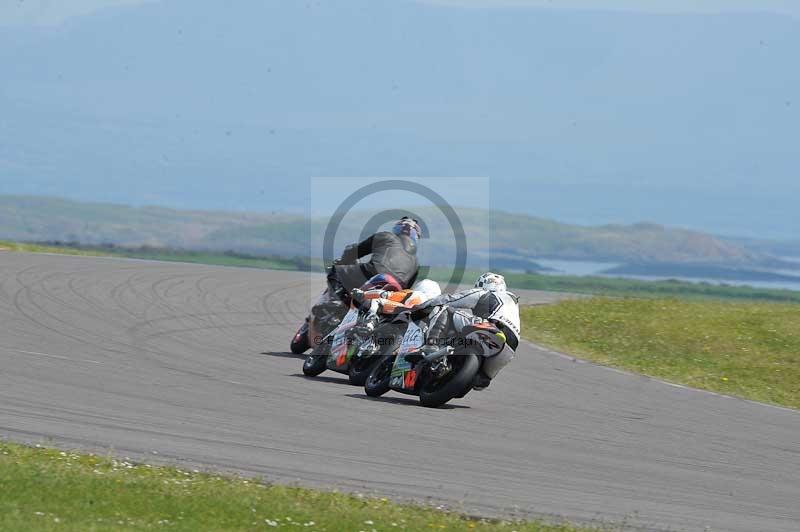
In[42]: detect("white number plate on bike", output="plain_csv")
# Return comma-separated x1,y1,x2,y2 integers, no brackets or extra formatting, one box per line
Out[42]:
398,322,423,355
330,308,358,358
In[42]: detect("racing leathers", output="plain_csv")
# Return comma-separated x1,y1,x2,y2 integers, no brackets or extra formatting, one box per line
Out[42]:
412,287,521,387
328,231,419,302
351,279,440,331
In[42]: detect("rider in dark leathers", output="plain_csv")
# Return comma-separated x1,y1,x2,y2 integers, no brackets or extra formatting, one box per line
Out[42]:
327,217,421,303
290,217,422,354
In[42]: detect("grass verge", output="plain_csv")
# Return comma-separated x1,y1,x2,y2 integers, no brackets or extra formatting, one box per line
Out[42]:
0,241,318,271
502,271,800,303
0,441,597,532
0,240,107,256
521,298,800,409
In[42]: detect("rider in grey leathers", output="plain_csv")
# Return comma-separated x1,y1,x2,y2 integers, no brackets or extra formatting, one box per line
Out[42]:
410,272,521,390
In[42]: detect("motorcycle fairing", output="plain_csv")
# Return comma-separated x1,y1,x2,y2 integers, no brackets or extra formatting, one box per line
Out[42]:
463,322,506,357
390,353,418,390
390,321,424,390
327,307,359,369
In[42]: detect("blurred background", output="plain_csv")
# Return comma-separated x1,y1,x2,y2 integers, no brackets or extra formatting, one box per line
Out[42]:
2,0,799,289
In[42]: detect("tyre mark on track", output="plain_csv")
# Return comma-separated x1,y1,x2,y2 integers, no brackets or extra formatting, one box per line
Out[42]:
11,265,130,356
0,346,102,364
260,280,310,328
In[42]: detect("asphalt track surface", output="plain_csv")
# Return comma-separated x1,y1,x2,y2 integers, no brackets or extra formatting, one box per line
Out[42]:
1,253,798,532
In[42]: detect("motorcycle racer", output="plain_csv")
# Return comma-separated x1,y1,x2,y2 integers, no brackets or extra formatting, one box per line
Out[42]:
327,216,422,303
290,217,422,354
408,272,520,390
351,278,442,332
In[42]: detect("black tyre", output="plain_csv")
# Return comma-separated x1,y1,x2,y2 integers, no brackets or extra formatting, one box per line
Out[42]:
348,331,395,386
302,342,330,376
352,327,402,386
348,355,376,386
290,321,310,354
364,355,394,397
419,354,480,408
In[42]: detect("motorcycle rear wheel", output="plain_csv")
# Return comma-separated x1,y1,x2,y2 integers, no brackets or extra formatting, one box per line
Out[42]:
419,354,479,408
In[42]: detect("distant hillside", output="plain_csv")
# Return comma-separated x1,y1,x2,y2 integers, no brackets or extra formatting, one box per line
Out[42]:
487,216,760,265
722,236,800,259
0,195,774,268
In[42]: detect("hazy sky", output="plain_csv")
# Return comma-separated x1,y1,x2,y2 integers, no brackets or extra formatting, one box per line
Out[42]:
1,0,798,26
0,0,155,26
2,0,798,238
427,0,800,17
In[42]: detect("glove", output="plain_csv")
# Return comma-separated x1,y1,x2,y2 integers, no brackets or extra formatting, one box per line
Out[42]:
351,288,365,304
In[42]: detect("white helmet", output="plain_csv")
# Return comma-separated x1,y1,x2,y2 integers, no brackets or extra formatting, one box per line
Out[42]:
411,278,442,301
475,272,506,292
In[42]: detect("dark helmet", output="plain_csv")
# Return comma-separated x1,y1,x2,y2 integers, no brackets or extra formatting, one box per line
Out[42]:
360,273,403,293
392,216,422,243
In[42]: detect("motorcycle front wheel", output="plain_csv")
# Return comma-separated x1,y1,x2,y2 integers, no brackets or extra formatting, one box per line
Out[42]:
348,355,376,386
290,320,310,354
419,354,479,408
302,342,330,377
364,355,394,397
349,330,398,386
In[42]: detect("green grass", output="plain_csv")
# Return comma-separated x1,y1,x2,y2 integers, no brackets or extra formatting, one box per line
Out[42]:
423,267,800,303
522,298,800,409
502,271,800,303
1,240,318,272
93,246,316,272
0,441,599,532
0,240,107,256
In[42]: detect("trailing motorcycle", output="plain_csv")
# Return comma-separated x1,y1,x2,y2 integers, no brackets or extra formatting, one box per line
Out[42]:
290,253,403,355
290,260,353,355
301,302,406,385
301,276,441,385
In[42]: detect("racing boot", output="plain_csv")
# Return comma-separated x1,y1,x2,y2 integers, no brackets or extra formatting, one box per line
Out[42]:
473,345,516,390
472,370,492,391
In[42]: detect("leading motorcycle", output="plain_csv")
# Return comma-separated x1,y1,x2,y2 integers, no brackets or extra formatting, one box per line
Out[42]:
364,312,508,407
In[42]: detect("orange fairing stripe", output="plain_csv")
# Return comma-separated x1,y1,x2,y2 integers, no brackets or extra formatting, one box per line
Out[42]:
389,290,413,302
382,301,403,313
404,294,424,306
404,369,417,389
374,289,418,315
